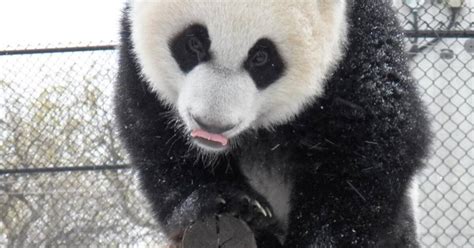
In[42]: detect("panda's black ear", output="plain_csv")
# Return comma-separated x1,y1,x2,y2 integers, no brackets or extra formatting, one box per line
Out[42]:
244,38,285,90
169,24,212,73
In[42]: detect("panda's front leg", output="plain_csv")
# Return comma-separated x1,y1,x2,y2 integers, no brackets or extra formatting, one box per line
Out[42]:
282,174,418,248
166,182,284,247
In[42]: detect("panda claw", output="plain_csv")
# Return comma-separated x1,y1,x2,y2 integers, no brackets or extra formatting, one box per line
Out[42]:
240,195,251,204
252,200,267,217
265,207,273,218
216,197,227,211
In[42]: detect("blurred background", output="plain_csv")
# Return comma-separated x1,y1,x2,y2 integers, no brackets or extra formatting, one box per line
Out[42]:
0,0,472,247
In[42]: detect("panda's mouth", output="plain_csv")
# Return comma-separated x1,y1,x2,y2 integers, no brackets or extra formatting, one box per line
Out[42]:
191,129,229,151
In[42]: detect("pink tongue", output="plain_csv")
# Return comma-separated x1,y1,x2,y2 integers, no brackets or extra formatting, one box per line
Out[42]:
191,129,229,146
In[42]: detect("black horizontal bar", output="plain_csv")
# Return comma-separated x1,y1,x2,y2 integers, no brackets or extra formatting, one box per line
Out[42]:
404,30,474,38
0,30,472,57
0,45,117,56
0,165,132,175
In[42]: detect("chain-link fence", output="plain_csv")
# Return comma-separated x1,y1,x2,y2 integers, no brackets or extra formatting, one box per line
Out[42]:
0,2,472,248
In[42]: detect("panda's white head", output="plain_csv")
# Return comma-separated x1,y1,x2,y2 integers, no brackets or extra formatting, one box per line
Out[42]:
130,0,348,153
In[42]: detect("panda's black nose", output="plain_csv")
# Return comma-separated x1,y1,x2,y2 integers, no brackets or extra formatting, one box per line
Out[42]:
192,116,236,134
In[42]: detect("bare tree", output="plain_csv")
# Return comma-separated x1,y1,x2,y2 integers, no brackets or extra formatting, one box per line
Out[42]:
0,58,163,247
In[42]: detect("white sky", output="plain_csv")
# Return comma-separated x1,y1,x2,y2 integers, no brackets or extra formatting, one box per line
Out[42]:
0,0,126,48
0,0,472,49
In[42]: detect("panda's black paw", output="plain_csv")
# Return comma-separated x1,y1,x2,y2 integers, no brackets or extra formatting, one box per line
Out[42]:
191,185,277,230
206,186,284,247
216,192,273,223
183,184,277,227
167,184,282,246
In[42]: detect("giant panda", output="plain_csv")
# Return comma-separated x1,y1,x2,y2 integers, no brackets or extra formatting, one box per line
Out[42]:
114,0,431,247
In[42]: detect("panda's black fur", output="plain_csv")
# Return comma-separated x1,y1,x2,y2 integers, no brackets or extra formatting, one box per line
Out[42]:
115,1,430,247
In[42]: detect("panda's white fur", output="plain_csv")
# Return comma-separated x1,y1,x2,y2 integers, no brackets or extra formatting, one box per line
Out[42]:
130,0,348,141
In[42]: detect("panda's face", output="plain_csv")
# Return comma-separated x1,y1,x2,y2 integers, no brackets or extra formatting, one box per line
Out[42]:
130,0,347,152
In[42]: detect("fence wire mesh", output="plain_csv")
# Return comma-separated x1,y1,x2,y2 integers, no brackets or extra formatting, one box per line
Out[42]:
0,2,473,248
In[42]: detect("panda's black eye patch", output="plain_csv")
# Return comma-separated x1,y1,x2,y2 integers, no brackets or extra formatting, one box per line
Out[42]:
244,38,285,90
170,24,211,73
